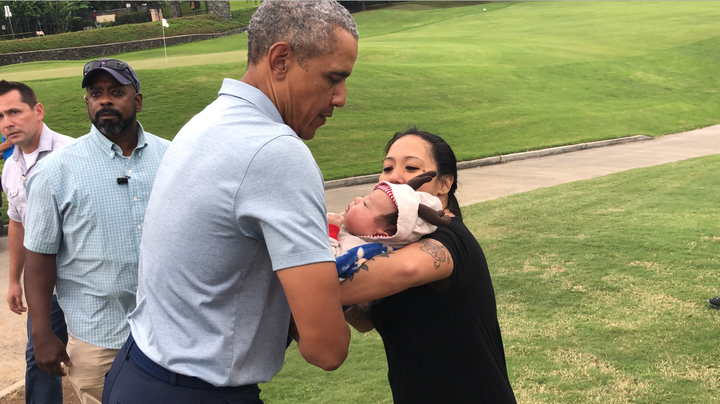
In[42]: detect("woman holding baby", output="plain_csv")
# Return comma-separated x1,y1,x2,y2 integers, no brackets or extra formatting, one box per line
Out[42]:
340,127,517,404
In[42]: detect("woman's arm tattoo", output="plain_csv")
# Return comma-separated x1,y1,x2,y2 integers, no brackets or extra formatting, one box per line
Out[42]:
420,240,451,269
355,250,394,275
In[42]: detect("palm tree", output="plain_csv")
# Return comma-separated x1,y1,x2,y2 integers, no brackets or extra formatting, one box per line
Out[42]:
170,1,181,18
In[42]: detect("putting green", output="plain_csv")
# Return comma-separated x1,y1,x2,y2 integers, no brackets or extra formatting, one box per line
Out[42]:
1,50,244,82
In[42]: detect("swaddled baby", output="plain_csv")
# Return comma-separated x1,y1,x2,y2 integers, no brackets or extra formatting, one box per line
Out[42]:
327,171,451,258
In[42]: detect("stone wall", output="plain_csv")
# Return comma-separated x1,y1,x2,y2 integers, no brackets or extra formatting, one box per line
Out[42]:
0,27,246,67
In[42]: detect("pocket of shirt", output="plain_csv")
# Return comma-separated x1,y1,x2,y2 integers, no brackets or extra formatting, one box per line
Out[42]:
7,189,27,214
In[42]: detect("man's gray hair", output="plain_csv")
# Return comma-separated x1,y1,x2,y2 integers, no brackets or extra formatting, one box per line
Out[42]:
247,0,359,67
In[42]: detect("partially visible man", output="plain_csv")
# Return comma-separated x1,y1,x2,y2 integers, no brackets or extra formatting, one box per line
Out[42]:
103,1,358,403
22,59,170,404
1,80,73,404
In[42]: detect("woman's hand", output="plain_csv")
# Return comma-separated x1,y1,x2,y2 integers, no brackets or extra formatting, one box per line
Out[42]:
344,302,374,332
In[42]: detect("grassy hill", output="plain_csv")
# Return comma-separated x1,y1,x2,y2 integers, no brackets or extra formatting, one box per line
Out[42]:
2,1,719,180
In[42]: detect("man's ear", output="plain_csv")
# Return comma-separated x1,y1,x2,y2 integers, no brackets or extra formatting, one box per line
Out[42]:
267,42,293,80
34,102,44,121
84,94,89,107
134,92,143,113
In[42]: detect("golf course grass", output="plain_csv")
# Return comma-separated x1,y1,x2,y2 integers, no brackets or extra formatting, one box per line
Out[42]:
1,2,718,180
261,154,720,403
0,2,717,402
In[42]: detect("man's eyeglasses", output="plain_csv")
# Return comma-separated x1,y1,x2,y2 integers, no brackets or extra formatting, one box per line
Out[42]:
83,59,138,90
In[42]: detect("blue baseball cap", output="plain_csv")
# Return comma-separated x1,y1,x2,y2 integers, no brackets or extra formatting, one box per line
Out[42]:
81,58,140,93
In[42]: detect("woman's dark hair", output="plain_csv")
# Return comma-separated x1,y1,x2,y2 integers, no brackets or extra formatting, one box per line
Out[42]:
385,127,462,219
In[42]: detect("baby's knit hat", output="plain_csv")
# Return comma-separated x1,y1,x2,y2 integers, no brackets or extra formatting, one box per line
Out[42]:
358,171,450,249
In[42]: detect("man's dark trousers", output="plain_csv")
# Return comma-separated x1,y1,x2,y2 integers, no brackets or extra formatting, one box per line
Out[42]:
26,295,68,404
102,335,263,404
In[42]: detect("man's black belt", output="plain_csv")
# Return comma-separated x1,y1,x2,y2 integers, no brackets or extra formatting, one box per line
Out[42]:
127,334,252,391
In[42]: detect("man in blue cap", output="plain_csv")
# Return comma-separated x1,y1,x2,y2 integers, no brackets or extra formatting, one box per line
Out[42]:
22,58,170,404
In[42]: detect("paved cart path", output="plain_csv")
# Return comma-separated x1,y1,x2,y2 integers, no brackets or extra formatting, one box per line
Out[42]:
325,125,720,213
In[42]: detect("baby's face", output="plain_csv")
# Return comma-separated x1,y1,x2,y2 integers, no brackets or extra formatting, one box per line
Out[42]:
344,189,396,237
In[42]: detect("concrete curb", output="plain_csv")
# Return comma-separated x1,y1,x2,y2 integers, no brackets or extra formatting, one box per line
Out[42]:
323,134,653,190
0,380,24,400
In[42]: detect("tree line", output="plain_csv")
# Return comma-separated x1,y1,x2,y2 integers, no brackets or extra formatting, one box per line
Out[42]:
0,1,167,37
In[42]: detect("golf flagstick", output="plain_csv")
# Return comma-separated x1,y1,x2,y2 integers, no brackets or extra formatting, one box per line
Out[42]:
162,18,169,63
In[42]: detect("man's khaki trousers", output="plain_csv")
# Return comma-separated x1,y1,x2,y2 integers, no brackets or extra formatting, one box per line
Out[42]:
66,334,120,404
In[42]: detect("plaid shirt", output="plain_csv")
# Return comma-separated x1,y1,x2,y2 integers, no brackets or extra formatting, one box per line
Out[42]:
24,123,170,349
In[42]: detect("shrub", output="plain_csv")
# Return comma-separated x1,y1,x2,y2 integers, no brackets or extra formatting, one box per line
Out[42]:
115,11,152,26
72,18,97,32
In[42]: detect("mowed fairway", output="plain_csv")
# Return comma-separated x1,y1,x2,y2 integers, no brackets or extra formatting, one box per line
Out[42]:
1,2,719,179
262,154,720,404
1,2,718,402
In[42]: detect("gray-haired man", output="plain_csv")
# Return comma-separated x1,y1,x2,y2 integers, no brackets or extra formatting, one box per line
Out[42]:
102,1,359,403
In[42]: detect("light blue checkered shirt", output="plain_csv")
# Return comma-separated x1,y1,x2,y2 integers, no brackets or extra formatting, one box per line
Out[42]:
24,123,170,349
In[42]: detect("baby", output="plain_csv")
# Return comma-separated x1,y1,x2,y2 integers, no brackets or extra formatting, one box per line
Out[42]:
327,171,451,258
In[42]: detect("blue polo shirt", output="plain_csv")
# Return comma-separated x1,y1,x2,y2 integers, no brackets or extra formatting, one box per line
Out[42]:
129,79,335,387
24,124,170,349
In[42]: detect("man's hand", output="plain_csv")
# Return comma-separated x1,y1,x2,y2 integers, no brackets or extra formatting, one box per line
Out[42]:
6,281,26,314
32,331,72,376
25,251,64,374
7,219,27,315
288,314,300,343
